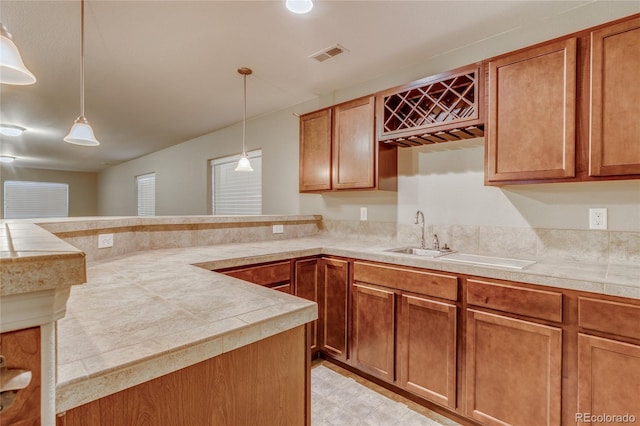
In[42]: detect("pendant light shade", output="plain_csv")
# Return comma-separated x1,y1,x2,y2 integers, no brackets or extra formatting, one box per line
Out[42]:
0,23,36,85
65,0,100,146
235,67,253,172
64,116,99,146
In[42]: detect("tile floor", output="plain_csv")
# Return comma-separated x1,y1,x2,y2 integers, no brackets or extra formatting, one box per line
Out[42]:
311,360,462,426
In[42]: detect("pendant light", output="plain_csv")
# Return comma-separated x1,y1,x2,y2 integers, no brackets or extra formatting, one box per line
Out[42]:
0,22,36,85
235,67,253,172
64,0,100,146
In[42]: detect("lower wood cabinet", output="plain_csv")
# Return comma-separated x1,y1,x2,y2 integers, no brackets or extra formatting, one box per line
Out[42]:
0,327,41,426
319,258,350,361
397,294,457,409
466,309,562,426
351,283,395,382
295,258,320,352
217,260,292,294
577,334,640,420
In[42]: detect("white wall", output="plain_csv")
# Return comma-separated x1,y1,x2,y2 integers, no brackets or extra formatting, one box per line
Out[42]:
99,2,640,232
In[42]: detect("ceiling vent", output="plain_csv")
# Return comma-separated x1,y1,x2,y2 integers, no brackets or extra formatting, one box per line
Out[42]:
309,44,348,63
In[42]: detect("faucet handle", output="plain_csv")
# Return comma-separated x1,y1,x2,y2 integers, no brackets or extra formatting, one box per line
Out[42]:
433,234,440,250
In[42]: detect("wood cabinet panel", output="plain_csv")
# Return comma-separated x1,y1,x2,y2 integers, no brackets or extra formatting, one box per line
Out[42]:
354,261,458,301
0,327,41,426
466,310,562,426
398,294,457,408
332,96,376,189
590,16,640,176
467,278,563,322
58,326,309,426
486,38,577,182
351,283,395,382
578,297,640,340
295,258,320,351
578,334,640,421
319,258,349,361
299,109,332,191
220,261,290,287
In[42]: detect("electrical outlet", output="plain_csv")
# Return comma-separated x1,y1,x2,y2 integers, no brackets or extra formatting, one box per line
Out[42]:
98,233,114,248
589,208,607,230
360,207,368,221
272,224,284,234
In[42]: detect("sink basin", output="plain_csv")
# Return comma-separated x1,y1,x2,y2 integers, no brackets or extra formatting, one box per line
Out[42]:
440,253,536,269
386,247,451,258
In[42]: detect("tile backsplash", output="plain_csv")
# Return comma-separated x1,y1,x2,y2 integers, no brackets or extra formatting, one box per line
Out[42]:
320,219,640,266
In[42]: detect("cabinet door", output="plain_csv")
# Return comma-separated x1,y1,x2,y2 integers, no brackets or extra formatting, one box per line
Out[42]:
351,283,395,382
319,258,349,361
466,310,562,426
299,109,332,191
397,294,457,408
486,38,576,182
295,258,319,352
0,327,41,426
578,334,640,420
590,16,640,176
332,96,376,189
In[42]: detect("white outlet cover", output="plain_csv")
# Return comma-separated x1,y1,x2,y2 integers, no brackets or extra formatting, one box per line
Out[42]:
589,208,607,230
272,224,284,234
98,233,114,248
360,207,368,221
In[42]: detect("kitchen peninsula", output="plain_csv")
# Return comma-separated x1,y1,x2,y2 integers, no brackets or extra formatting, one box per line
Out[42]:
2,215,639,425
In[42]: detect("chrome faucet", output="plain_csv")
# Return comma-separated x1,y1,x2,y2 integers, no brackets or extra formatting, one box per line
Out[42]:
433,233,440,250
414,210,425,249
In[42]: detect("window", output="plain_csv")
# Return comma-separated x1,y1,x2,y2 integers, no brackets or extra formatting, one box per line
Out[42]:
3,180,69,219
211,150,262,215
136,173,156,216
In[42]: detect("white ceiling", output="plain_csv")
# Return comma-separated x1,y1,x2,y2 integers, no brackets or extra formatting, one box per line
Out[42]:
1,1,638,172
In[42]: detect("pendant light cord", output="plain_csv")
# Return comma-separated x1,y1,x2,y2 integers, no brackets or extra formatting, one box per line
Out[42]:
80,0,86,118
242,73,247,155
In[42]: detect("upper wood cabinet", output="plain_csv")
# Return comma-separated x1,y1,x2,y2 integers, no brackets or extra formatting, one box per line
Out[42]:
299,109,332,192
376,64,484,147
299,96,397,193
589,16,640,176
486,38,577,183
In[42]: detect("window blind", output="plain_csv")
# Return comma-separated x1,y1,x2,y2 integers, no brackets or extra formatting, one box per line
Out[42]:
136,173,156,216
212,150,262,215
3,180,69,219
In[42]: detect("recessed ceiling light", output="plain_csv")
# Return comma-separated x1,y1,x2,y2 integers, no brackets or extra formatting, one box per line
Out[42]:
285,0,313,14
0,124,26,136
0,155,16,163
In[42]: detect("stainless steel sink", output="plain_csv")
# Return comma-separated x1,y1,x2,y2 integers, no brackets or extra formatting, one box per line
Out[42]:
386,247,451,258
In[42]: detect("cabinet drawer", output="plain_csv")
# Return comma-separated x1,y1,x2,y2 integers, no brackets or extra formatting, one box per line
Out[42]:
222,261,290,286
578,297,640,340
353,262,457,301
467,279,562,322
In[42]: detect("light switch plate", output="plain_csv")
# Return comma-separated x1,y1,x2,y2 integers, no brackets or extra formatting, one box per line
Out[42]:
360,207,368,221
98,233,114,248
272,224,284,234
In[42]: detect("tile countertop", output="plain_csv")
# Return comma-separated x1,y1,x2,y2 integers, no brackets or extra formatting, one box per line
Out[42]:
55,236,640,413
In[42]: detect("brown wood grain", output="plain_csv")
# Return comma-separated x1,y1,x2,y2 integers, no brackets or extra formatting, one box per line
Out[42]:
0,327,41,426
351,283,395,382
220,260,290,286
319,258,350,361
579,297,640,340
299,108,333,191
295,258,320,352
486,38,577,182
577,334,640,421
397,294,457,409
467,278,563,323
59,326,309,426
589,15,640,176
354,261,458,301
466,310,562,426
